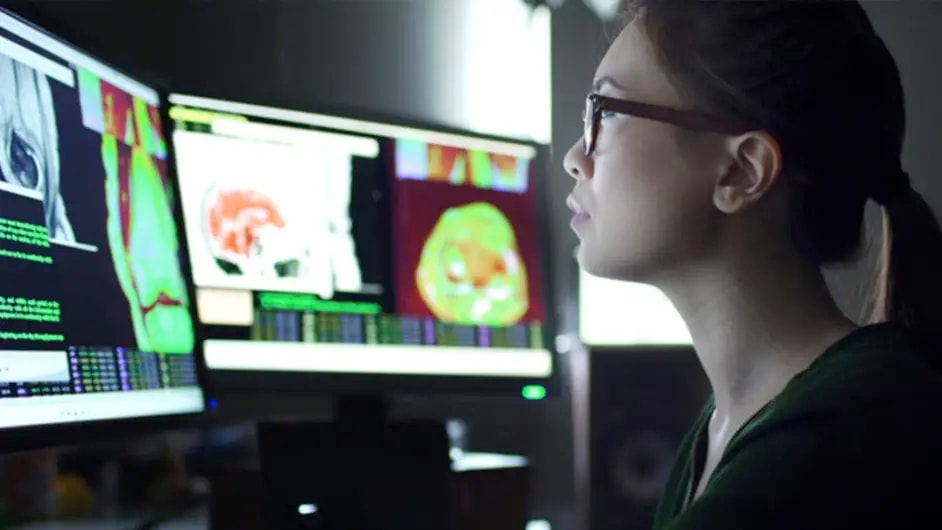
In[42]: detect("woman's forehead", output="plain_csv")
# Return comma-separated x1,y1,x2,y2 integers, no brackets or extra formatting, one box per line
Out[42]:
595,22,681,104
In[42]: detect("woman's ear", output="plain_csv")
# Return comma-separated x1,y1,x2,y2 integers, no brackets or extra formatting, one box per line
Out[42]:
713,131,783,214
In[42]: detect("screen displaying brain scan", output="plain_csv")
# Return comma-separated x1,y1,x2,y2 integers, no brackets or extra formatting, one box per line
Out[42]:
0,8,205,432
169,94,553,382
393,141,544,329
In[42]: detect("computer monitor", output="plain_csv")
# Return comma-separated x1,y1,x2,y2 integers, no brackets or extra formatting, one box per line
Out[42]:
0,6,206,450
578,268,691,347
167,94,556,398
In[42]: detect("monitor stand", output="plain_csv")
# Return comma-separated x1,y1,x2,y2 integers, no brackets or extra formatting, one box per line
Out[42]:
256,395,454,530
332,394,389,435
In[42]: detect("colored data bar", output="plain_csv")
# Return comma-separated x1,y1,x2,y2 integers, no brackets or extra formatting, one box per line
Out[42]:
257,291,382,315
71,348,120,393
118,349,162,391
0,382,70,398
249,311,542,349
0,348,200,400
159,353,200,387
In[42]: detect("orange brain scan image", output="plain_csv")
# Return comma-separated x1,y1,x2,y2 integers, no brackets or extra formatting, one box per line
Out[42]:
203,187,290,276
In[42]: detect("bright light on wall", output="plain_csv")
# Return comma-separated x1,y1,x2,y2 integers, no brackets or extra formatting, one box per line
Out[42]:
452,0,552,143
583,0,623,21
578,268,692,347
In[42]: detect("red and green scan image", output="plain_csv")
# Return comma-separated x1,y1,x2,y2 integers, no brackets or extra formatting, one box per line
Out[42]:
415,202,529,326
103,135,195,354
205,188,286,261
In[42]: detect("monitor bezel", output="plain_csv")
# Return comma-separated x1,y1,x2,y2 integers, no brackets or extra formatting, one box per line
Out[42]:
0,1,212,454
167,90,561,400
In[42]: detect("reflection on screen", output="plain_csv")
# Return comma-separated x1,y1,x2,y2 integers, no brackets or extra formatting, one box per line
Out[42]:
0,9,204,430
169,95,553,380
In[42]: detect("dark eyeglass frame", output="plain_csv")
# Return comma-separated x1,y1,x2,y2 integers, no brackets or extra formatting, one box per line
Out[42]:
583,93,753,156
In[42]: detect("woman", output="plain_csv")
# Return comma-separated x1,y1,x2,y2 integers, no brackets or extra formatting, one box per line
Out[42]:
563,2,942,528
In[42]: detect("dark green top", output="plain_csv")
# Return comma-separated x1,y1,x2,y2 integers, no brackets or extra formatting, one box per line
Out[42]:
652,323,942,530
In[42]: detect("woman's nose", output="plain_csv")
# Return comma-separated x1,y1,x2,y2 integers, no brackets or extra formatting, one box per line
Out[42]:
563,137,591,180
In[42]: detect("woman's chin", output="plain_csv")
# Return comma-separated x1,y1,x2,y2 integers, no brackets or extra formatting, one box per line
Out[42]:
576,247,623,280
576,245,658,284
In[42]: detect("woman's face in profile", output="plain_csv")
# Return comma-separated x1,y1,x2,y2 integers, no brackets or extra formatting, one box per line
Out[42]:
563,21,729,284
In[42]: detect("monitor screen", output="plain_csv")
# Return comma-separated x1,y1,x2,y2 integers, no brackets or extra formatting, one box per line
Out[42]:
168,94,553,390
0,9,205,431
578,268,691,347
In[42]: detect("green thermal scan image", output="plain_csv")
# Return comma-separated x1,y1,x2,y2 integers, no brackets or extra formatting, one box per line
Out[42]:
416,201,529,326
103,135,195,354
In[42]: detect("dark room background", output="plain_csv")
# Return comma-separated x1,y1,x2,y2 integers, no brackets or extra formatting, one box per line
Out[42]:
31,1,942,529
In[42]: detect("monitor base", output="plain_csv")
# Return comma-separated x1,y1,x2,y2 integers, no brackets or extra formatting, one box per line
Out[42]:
333,394,389,432
255,396,454,530
207,449,532,530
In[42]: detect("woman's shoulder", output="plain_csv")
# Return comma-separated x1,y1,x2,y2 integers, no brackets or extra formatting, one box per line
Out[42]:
673,325,942,529
779,322,942,411
738,322,942,452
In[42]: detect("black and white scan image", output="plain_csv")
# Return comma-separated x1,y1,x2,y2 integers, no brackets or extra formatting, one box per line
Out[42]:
0,54,75,243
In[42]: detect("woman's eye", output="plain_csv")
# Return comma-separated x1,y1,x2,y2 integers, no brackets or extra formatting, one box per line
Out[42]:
600,109,617,119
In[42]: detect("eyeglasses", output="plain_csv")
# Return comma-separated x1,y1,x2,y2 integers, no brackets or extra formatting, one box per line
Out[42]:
582,93,753,157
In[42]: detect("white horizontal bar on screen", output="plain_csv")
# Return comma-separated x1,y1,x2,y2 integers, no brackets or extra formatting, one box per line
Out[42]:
211,119,380,158
0,34,73,86
0,11,158,105
170,93,538,159
204,339,553,378
0,387,205,429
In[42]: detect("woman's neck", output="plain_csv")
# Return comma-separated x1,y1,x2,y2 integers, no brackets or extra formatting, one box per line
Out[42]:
657,245,856,422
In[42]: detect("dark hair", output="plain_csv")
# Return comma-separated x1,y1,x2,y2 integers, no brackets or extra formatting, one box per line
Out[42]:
621,0,942,350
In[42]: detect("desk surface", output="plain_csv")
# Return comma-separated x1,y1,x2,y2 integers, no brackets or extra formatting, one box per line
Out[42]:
16,509,206,530
14,452,529,529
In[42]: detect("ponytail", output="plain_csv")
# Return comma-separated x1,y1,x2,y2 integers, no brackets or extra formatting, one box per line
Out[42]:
869,174,942,355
